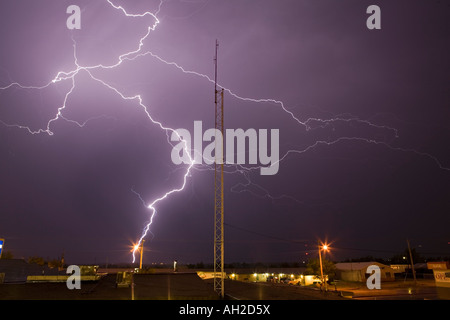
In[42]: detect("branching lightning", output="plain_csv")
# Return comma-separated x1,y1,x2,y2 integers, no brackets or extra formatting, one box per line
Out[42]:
1,0,449,263
0,0,191,262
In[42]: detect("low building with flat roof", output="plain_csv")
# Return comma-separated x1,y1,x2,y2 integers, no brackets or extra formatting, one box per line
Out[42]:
427,261,450,288
0,259,60,283
335,262,395,282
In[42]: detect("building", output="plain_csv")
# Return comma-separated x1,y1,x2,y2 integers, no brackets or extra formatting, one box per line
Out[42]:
335,262,395,282
220,267,325,286
0,259,101,284
390,264,411,274
0,259,60,283
427,261,450,288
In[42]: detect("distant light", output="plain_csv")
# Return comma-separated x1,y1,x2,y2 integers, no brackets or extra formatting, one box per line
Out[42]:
253,273,257,277
323,245,328,251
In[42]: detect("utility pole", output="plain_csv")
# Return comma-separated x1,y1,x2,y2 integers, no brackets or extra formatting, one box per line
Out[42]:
318,241,330,291
131,273,135,300
213,39,225,299
407,239,417,286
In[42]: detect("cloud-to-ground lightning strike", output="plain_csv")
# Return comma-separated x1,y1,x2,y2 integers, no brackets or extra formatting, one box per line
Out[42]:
1,1,449,263
0,0,192,262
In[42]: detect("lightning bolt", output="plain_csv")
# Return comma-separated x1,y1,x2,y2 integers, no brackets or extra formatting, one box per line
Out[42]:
1,1,449,264
0,0,191,263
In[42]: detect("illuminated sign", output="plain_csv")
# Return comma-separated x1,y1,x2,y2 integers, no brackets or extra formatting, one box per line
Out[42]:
0,239,4,258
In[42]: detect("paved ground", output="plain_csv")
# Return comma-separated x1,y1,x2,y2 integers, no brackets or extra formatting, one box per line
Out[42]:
222,279,344,300
0,272,343,300
222,279,448,300
333,279,449,300
0,272,218,300
0,272,447,300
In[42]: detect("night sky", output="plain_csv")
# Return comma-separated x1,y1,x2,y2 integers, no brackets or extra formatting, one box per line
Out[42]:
0,0,449,265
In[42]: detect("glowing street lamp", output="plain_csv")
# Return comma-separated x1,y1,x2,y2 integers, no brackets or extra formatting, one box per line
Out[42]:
318,241,330,291
132,240,145,270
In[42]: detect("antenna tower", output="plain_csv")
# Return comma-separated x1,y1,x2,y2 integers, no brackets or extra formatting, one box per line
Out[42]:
213,39,225,298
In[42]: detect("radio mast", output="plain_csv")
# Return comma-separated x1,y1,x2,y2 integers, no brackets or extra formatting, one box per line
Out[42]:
213,39,225,298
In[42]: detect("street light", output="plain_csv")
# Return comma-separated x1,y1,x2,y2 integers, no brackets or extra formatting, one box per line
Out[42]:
318,241,330,291
131,240,145,270
139,240,145,270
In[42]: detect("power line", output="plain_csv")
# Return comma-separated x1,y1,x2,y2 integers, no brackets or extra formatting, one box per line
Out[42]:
224,222,309,244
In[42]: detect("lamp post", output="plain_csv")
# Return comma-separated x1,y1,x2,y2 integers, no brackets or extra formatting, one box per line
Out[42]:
139,240,145,270
318,242,329,291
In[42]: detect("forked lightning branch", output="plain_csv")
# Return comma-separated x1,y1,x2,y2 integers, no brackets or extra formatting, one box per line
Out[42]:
1,1,449,272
